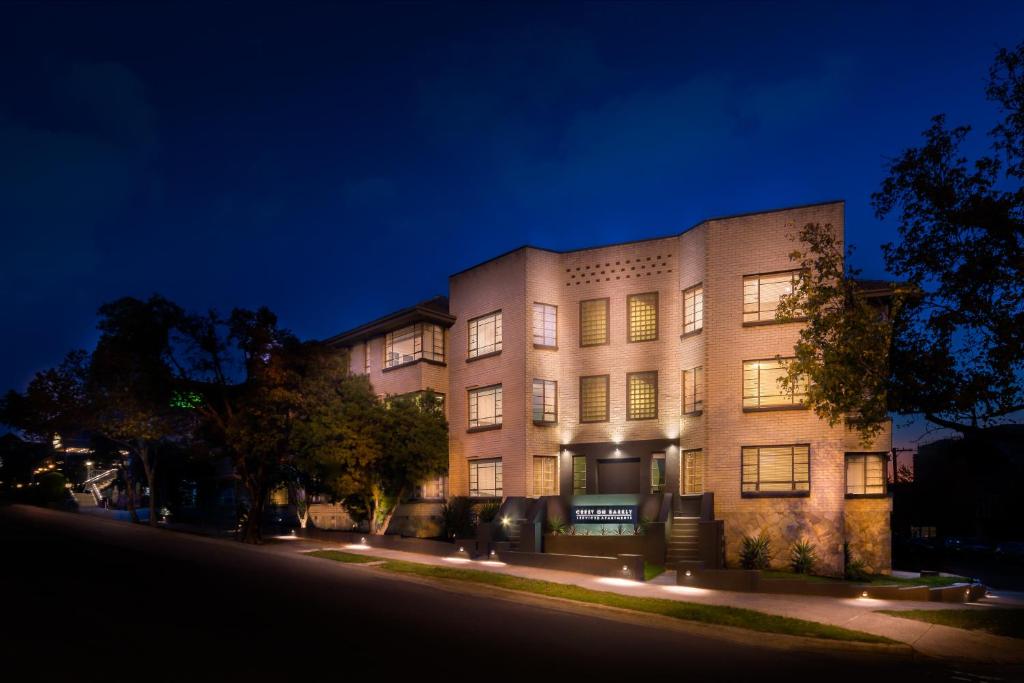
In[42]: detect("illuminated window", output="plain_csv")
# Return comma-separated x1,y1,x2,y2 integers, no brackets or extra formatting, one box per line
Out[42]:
651,452,666,493
741,445,810,495
469,459,502,497
579,375,609,423
682,366,704,414
683,284,703,334
683,449,704,494
533,456,557,496
384,323,445,369
572,455,587,495
846,453,887,496
742,358,807,409
269,486,289,506
532,303,557,347
417,476,446,499
468,311,502,358
627,371,658,420
628,292,658,342
532,379,557,423
743,270,801,323
468,385,502,429
579,298,609,346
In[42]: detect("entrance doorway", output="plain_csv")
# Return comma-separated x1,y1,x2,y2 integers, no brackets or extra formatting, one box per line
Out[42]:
596,457,643,494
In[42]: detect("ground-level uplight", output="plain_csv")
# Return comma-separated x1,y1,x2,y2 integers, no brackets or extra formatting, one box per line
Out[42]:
861,591,869,598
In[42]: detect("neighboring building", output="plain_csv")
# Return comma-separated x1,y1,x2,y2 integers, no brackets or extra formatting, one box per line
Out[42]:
326,296,455,536
329,200,893,573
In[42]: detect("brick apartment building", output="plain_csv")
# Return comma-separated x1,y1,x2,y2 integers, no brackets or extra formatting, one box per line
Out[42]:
328,200,892,574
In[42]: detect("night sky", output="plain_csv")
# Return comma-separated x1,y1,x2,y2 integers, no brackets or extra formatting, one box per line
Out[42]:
2,2,1020,446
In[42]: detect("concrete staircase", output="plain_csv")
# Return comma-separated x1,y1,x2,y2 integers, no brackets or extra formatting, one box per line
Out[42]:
667,515,701,567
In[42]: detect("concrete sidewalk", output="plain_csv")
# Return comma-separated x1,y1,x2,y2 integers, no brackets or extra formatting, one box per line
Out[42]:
283,535,1023,665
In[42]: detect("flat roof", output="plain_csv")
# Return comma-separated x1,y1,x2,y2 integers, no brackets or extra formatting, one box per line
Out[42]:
449,199,844,278
325,295,454,347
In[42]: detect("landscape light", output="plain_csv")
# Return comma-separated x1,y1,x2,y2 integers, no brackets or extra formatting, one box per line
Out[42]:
360,537,366,544
685,570,692,577
622,565,628,572
861,591,868,598
459,546,465,553
501,516,511,526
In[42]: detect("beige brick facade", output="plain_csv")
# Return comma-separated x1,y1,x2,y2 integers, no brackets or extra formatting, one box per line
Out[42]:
334,201,892,571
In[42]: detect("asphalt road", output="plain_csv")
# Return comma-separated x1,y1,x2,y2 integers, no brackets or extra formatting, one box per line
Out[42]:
0,505,1014,682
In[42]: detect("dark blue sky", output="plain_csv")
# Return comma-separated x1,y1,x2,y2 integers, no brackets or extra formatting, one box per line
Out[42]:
2,2,1020,446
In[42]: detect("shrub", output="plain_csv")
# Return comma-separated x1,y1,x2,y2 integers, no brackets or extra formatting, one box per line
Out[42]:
476,500,501,524
441,497,476,539
546,516,568,535
844,543,870,582
790,538,818,574
739,532,773,569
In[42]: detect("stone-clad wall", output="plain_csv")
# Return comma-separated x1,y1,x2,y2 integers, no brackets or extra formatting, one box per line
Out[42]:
845,497,893,574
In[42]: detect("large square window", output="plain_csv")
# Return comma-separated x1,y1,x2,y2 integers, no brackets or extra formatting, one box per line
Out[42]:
468,385,502,430
468,311,502,358
743,271,801,324
580,298,609,346
384,323,445,369
628,292,658,342
846,453,887,496
742,358,807,409
741,445,810,495
469,459,502,498
627,371,658,420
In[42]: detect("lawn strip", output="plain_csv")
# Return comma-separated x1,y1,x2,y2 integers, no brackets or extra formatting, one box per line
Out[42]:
308,550,892,644
878,609,1024,639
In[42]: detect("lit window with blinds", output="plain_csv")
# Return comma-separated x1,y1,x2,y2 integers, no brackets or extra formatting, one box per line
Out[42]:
650,452,666,493
532,303,557,347
627,371,658,420
533,456,557,496
741,445,810,495
468,311,502,358
683,284,703,334
682,366,704,414
384,323,445,369
417,476,445,499
532,379,557,423
682,449,704,494
743,270,801,324
627,292,658,342
469,459,502,497
846,453,887,496
572,455,587,495
468,385,502,429
579,298,609,346
742,358,807,409
579,375,609,423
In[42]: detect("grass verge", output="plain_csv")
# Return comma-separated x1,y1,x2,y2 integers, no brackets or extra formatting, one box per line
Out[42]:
761,571,967,588
644,563,665,581
308,550,892,644
878,609,1024,639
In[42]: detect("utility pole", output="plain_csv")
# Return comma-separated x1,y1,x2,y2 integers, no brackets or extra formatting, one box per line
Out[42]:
890,447,914,483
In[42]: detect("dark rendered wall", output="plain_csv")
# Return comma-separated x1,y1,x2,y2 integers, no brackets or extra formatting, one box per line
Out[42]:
559,438,680,496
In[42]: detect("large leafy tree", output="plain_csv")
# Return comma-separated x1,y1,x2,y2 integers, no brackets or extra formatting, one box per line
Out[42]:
89,295,193,524
871,42,1024,436
1,349,90,444
776,222,900,445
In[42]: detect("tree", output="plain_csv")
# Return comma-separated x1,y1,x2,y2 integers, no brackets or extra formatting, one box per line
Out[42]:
1,350,90,444
871,41,1024,436
88,295,192,525
776,222,903,444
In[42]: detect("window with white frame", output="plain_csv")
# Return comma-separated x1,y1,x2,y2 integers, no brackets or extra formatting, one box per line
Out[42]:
383,323,445,369
468,311,502,358
741,445,810,495
846,453,886,496
469,458,502,497
532,303,557,347
743,270,801,323
533,456,557,496
468,385,502,429
682,366,704,414
742,358,807,409
532,379,557,423
683,284,703,334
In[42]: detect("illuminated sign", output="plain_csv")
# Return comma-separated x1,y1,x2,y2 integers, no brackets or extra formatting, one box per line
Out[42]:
571,505,637,525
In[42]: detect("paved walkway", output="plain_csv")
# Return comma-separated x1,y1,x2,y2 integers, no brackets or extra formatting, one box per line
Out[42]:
286,534,1023,665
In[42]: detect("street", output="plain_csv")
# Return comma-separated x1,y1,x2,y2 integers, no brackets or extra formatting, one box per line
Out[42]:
0,505,1013,682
